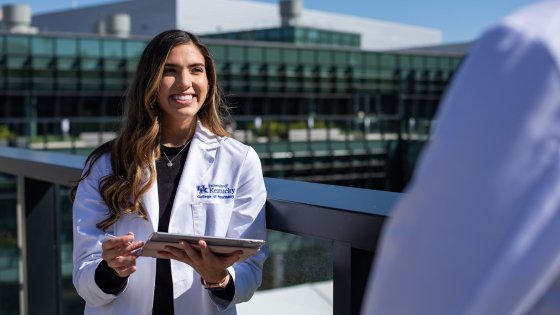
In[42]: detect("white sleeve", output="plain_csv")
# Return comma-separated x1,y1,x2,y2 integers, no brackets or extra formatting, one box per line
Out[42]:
362,23,560,315
208,147,268,311
72,154,128,307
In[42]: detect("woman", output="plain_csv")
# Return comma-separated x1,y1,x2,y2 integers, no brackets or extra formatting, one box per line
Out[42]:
71,30,268,315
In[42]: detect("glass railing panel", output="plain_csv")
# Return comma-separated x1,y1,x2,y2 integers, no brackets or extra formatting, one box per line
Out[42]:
0,172,19,315
237,230,333,314
58,185,85,315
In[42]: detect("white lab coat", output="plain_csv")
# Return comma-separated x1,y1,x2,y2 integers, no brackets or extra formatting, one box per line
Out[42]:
362,1,560,314
73,119,268,315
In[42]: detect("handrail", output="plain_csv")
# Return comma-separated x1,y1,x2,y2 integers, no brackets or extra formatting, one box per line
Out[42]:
0,146,399,315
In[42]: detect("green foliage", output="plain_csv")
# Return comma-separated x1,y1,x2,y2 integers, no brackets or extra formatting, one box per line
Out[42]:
0,125,15,140
0,230,17,249
246,120,338,139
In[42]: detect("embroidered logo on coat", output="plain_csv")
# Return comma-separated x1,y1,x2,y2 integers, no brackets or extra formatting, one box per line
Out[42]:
197,184,235,199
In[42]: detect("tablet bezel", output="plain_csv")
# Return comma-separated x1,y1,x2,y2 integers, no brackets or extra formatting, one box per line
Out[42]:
148,232,265,248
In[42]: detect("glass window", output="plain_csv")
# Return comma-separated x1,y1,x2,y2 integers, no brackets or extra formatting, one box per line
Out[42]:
426,56,437,69
125,40,145,59
228,46,244,61
317,50,331,65
104,59,122,71
332,33,340,47
6,36,29,54
58,58,77,70
207,44,226,61
283,48,298,64
353,35,360,47
308,29,319,45
452,57,462,68
56,38,77,57
103,40,123,58
7,56,28,68
79,39,100,57
265,47,280,62
247,47,263,62
334,51,347,66
32,57,54,69
301,50,314,64
81,58,101,70
365,53,378,67
439,57,451,70
269,29,280,41
398,55,411,68
380,54,396,67
295,28,304,44
412,55,423,69
31,37,53,56
281,28,294,42
348,52,362,66
0,36,4,54
256,30,266,41
127,60,138,72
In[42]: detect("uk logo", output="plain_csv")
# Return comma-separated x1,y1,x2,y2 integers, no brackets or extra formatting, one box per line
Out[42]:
196,185,209,194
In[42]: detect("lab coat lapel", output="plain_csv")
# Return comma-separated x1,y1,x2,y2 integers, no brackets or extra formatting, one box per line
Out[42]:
141,165,159,233
168,119,221,234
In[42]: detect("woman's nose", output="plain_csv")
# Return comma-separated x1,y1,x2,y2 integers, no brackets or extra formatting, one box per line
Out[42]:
176,71,192,89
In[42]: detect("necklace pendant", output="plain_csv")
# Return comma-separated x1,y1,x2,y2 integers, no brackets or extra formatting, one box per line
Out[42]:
167,162,173,167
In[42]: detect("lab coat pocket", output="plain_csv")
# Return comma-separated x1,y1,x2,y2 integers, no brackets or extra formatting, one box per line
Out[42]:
192,203,234,236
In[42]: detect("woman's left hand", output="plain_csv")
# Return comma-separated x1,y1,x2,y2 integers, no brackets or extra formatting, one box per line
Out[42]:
158,240,243,283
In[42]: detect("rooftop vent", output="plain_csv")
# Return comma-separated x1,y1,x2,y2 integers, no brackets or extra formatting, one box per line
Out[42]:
92,13,130,37
105,14,130,38
2,4,38,34
279,0,302,27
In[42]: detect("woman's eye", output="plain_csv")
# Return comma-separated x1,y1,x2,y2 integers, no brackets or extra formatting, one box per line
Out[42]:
193,68,204,73
163,68,175,73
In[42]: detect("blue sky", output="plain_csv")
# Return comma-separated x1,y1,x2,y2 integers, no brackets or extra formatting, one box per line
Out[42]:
1,0,544,43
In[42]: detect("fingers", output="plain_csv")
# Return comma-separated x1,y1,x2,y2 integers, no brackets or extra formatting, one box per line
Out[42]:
199,240,212,260
102,232,135,251
105,246,144,270
223,250,243,266
199,240,242,266
161,244,196,264
114,262,138,278
180,240,201,259
102,240,144,261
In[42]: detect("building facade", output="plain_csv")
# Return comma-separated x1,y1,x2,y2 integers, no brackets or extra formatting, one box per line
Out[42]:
32,0,442,51
0,32,463,192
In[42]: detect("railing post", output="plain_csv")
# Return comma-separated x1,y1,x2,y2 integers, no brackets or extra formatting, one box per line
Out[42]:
16,175,28,315
334,241,376,315
23,177,60,315
333,241,351,315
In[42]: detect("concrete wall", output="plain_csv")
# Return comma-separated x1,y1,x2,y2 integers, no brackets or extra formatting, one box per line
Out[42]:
32,0,176,37
32,0,441,50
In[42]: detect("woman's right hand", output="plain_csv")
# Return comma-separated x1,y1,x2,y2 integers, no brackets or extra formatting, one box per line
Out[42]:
101,232,144,277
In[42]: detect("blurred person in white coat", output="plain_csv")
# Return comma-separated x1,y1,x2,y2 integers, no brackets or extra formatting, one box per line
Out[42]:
361,1,560,314
71,30,267,315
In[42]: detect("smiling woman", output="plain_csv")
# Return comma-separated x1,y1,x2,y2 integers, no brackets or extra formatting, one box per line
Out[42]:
157,44,210,146
69,30,268,315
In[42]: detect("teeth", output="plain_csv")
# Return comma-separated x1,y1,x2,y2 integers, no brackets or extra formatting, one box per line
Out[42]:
172,95,193,100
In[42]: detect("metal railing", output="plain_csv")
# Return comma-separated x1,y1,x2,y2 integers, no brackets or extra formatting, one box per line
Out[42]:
0,146,401,315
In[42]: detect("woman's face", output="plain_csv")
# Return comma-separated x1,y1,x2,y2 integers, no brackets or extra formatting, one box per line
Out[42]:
157,43,209,125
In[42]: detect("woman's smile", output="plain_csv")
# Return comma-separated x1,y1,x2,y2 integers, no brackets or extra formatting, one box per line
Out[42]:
171,93,197,105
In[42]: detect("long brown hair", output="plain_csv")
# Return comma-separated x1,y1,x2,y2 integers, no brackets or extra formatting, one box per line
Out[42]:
70,30,231,231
